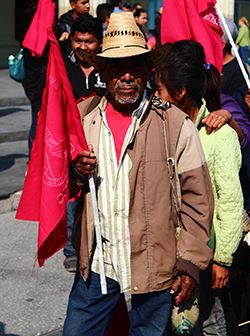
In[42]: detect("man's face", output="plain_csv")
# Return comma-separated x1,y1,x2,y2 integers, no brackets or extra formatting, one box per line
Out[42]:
71,0,90,15
71,31,100,61
100,56,149,104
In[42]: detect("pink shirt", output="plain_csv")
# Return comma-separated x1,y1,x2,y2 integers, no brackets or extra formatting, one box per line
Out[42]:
106,102,132,164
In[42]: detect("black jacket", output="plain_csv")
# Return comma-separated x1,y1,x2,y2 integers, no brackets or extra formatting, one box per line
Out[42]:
54,10,75,39
22,48,48,114
63,52,106,102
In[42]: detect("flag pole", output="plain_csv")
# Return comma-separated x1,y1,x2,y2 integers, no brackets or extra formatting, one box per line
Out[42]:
239,320,250,327
88,174,107,294
215,3,250,89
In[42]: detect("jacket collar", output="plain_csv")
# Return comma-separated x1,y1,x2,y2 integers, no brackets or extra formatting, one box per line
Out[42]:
196,98,209,130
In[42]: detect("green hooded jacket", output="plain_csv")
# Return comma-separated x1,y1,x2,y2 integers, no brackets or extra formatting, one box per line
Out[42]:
196,101,243,266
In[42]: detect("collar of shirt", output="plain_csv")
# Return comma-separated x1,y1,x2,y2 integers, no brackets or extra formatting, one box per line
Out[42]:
196,98,209,130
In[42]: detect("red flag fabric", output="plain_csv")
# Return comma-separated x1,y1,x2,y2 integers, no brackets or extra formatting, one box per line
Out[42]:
16,1,88,265
161,0,223,72
22,0,55,56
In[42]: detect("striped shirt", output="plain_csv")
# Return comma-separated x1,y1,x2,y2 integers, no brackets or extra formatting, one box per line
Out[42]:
91,93,149,292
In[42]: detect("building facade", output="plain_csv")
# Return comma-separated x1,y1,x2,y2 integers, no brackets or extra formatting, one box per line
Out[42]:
218,0,235,20
235,0,250,22
0,0,19,69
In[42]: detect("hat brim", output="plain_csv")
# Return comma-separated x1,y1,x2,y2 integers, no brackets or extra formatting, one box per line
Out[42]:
96,46,151,58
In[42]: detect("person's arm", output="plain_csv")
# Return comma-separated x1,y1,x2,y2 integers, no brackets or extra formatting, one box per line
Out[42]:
69,145,97,198
212,263,229,290
54,19,68,41
245,89,250,109
221,93,250,149
202,109,244,142
172,118,214,304
236,26,244,45
212,128,243,269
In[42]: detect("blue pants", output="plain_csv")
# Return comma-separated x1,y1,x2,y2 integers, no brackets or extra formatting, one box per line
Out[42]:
63,271,173,336
239,46,250,66
63,201,78,257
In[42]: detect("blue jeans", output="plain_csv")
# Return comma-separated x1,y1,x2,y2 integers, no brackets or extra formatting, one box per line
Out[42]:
63,271,173,336
63,201,79,257
239,46,250,66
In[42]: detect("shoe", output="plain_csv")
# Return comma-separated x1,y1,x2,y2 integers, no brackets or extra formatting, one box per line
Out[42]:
63,255,77,272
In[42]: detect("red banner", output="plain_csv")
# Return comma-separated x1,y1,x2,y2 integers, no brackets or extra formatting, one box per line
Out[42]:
16,0,88,266
161,0,223,71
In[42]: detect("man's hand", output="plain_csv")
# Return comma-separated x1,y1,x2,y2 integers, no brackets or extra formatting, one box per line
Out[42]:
171,274,197,305
202,109,231,134
212,263,229,290
74,145,97,176
59,32,69,41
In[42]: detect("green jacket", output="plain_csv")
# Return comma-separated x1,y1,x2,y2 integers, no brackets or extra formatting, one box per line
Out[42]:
236,25,250,47
196,101,243,266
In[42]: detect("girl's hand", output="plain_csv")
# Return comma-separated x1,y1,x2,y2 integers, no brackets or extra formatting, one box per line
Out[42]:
212,263,229,289
202,109,231,134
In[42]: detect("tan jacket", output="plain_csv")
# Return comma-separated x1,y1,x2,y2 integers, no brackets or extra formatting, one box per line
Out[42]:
72,97,214,294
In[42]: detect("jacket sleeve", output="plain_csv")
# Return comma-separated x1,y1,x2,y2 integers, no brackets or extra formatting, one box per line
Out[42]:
236,26,244,45
213,127,243,266
221,93,250,150
175,119,214,282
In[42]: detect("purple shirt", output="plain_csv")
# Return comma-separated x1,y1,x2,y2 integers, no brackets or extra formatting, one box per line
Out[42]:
221,93,250,150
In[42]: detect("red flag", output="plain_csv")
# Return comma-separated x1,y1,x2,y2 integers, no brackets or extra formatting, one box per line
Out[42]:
22,0,55,56
16,0,88,266
161,0,223,71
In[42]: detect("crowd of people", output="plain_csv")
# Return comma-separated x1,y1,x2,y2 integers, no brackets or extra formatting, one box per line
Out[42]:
19,1,250,335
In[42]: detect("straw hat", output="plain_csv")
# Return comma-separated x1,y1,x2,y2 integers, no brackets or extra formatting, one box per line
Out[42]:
97,12,150,58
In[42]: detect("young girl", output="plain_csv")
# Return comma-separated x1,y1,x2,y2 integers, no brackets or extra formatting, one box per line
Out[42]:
154,40,243,335
236,16,250,66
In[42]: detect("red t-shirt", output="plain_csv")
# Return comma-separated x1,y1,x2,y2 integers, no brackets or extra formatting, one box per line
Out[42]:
106,102,132,164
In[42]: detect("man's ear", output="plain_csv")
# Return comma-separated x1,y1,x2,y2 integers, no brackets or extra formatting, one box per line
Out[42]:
70,2,76,10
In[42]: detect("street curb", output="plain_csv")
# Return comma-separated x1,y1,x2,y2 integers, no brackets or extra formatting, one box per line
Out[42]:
0,130,29,143
0,96,29,107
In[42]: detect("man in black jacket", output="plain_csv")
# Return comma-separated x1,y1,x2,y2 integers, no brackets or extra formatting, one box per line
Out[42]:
54,0,90,40
63,16,106,103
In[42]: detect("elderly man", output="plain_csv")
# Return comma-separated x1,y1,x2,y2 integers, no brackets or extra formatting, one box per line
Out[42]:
63,12,213,336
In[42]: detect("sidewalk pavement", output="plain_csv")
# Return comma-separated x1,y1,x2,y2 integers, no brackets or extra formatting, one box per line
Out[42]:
0,70,70,336
0,69,30,212
0,212,71,336
0,69,29,107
